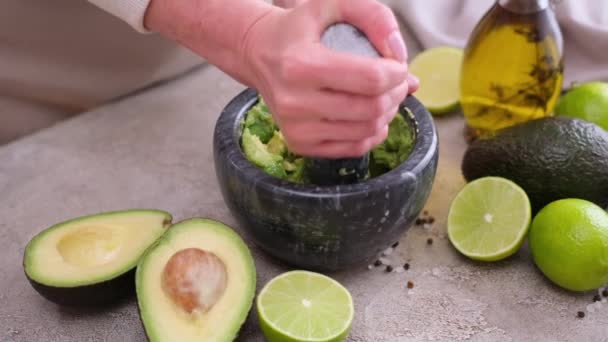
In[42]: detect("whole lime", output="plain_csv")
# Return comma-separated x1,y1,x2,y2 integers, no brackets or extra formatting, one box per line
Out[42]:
555,82,608,130
529,198,608,292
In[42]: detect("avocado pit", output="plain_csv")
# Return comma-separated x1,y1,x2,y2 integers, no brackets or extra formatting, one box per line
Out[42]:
161,248,228,314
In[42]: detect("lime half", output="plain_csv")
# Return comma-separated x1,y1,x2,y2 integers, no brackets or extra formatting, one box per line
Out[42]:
257,270,354,342
409,46,464,115
447,177,532,261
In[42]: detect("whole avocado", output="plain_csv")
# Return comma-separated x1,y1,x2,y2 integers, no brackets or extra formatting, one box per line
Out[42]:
462,117,608,213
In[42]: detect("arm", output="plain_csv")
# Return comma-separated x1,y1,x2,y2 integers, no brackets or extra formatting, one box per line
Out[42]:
94,0,417,158
144,0,274,87
86,0,299,33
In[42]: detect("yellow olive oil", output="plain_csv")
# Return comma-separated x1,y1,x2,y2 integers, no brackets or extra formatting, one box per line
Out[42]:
460,0,564,136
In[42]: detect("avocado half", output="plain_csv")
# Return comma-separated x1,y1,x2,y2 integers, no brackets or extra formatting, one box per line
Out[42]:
135,218,256,342
23,209,172,306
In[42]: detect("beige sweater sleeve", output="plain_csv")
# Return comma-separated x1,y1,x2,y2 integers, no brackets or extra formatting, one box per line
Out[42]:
87,0,152,33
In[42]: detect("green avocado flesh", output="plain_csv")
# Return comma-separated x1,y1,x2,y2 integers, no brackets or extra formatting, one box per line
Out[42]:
23,210,172,305
240,97,416,183
135,218,256,342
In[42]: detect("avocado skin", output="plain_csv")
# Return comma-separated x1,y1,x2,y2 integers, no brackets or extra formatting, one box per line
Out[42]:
24,268,135,307
462,117,608,213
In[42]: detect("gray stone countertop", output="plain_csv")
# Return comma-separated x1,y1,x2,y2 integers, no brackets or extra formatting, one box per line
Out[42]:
2,45,607,342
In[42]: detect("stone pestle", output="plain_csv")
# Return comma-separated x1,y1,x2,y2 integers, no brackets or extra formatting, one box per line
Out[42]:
305,23,382,186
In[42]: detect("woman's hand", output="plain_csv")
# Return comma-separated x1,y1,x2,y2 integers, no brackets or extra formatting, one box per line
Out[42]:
244,0,418,158
145,0,417,158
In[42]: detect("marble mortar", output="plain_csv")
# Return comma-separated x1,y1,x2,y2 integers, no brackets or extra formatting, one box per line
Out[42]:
213,88,439,271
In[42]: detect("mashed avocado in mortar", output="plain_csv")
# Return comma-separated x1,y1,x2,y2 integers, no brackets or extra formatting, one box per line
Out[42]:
240,97,415,183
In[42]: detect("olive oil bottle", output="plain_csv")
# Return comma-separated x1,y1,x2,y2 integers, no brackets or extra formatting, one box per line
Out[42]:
460,0,564,136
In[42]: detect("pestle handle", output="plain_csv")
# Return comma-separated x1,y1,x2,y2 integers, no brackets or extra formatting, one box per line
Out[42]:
306,23,382,186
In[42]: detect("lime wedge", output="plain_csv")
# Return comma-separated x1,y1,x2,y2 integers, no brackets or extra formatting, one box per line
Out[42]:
257,270,354,342
409,46,464,115
447,176,532,261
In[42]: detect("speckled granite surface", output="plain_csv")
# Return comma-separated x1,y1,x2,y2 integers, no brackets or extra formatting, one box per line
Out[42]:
1,28,607,342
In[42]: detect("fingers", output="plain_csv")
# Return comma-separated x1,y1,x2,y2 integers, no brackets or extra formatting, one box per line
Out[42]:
281,112,388,144
270,79,407,158
285,0,408,95
278,101,400,157
290,124,390,158
302,0,404,63
246,0,414,159
335,0,406,63
407,74,420,93
280,45,407,95
311,47,407,95
275,80,408,121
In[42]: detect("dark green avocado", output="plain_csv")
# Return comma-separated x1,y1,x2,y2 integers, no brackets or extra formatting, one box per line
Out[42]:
462,117,608,213
23,209,172,306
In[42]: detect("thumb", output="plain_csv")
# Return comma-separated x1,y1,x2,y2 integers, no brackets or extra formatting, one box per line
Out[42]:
332,0,407,63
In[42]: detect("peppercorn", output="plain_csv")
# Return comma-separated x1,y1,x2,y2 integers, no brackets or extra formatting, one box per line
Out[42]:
593,294,601,302
373,260,382,267
407,281,414,289
577,311,585,318
428,217,435,224
423,210,429,216
403,263,410,270
386,265,393,273
415,218,424,225
602,289,608,297
427,238,434,245
392,241,400,248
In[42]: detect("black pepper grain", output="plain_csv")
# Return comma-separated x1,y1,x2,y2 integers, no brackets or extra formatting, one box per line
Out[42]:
428,217,435,224
577,311,585,318
403,263,410,270
602,289,608,297
415,218,424,225
427,238,434,245
407,281,414,289
423,210,429,216
386,265,393,273
392,241,400,248
374,259,382,267
593,294,601,302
